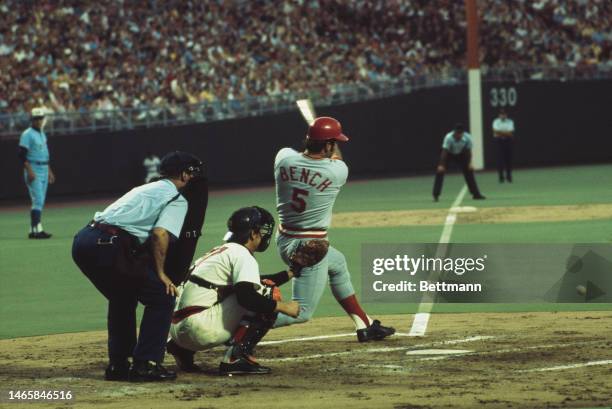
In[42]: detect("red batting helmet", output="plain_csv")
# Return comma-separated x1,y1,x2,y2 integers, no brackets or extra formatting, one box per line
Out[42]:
307,117,349,142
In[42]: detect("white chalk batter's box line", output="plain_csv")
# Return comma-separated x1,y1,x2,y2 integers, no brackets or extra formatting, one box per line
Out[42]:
260,335,493,362
260,335,612,373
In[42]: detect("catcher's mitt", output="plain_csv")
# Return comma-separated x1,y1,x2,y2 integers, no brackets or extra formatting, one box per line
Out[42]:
290,239,329,276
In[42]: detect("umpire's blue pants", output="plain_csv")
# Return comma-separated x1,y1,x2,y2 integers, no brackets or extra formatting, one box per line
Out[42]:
72,225,175,364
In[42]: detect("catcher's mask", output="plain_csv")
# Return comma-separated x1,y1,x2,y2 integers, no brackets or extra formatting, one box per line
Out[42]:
160,151,205,180
224,206,275,252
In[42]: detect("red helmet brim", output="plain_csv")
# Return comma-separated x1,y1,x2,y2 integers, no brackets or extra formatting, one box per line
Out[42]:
335,133,349,142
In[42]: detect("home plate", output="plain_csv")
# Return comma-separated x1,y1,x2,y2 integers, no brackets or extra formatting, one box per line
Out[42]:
405,349,473,356
450,206,478,213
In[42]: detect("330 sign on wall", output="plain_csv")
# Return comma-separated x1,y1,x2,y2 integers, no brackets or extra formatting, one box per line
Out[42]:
489,87,518,107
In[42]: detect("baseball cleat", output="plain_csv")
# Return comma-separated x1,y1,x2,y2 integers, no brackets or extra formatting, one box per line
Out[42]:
472,194,486,200
129,360,177,382
167,340,202,373
28,231,52,239
357,320,396,342
433,195,439,202
104,361,130,381
219,357,271,376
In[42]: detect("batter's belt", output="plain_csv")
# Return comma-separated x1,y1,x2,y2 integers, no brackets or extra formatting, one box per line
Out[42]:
278,224,328,239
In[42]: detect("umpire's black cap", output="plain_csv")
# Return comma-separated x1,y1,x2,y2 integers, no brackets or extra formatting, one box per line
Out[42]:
160,151,204,177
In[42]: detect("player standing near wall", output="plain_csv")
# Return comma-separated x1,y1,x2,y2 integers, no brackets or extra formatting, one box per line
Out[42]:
492,109,515,183
18,108,56,239
143,152,161,183
273,116,396,342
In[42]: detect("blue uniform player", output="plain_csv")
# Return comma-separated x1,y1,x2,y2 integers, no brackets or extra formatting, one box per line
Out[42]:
18,107,56,239
433,123,486,201
72,151,203,382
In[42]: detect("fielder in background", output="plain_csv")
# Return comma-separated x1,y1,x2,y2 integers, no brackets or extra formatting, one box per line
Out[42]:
72,151,203,382
168,206,300,375
143,152,161,183
273,116,396,342
492,108,515,183
18,107,56,239
433,123,486,201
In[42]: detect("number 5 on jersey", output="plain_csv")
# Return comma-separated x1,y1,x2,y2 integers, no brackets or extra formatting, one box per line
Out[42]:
291,188,309,213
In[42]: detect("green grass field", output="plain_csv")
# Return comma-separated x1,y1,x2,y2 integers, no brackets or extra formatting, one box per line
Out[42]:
1,164,611,339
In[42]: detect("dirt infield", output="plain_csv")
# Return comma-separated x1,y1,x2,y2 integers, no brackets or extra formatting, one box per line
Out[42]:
332,203,612,228
1,311,611,408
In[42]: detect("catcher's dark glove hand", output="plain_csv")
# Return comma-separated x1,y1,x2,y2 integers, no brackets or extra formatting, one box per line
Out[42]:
289,240,329,277
260,279,282,301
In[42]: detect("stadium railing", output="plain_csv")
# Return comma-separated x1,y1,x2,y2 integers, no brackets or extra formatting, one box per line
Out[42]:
1,64,609,137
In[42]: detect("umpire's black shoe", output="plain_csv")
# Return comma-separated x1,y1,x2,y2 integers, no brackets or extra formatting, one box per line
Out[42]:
129,360,177,382
104,361,130,381
167,340,201,373
357,320,396,342
28,231,52,239
219,357,271,376
472,194,486,200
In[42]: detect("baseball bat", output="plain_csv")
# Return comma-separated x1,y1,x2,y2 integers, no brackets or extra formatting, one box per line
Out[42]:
296,99,316,125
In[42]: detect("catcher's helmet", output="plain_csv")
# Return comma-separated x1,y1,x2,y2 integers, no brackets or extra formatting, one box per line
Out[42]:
307,117,349,142
160,151,204,178
224,206,275,252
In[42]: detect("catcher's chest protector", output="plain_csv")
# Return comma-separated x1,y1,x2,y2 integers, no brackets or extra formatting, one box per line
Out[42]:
166,177,209,284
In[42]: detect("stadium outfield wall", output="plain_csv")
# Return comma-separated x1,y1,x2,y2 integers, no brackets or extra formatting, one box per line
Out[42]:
1,79,610,200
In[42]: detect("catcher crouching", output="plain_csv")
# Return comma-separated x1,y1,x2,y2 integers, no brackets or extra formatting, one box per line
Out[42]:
167,206,320,375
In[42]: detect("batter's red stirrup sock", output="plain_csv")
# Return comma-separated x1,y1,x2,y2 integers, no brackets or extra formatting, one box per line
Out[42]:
338,295,371,330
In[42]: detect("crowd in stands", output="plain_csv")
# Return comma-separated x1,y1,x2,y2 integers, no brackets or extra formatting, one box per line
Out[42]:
1,0,610,118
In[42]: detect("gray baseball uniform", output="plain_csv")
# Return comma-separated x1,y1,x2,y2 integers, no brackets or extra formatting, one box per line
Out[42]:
273,148,358,327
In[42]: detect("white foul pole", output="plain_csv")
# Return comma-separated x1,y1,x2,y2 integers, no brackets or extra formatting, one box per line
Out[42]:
466,0,484,170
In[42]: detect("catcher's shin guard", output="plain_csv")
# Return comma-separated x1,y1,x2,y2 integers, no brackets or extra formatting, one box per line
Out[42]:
223,312,277,362
220,314,276,375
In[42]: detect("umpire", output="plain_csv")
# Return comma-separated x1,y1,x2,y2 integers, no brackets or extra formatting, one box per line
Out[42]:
433,124,485,201
492,108,515,183
72,151,204,382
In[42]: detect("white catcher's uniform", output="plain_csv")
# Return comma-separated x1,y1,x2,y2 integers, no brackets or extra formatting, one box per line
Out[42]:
273,148,356,327
169,243,262,351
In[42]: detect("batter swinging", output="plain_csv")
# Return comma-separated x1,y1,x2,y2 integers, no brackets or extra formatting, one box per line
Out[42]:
273,116,395,342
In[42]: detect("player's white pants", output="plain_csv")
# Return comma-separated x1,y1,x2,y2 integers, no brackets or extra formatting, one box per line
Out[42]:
273,234,355,328
169,294,249,351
